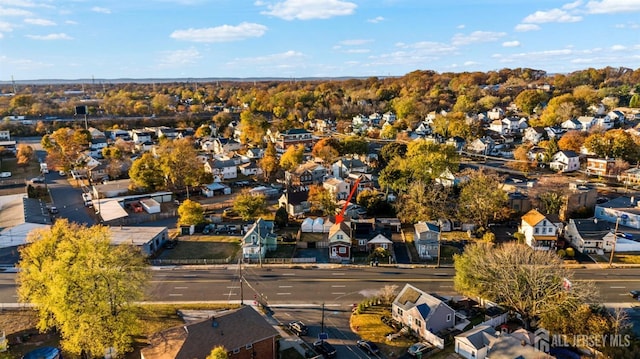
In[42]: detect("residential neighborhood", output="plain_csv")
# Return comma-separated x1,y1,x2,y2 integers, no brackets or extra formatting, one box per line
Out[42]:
2,68,640,359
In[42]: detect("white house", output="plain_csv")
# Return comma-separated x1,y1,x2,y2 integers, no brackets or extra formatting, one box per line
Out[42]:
519,209,558,250
549,150,580,173
323,177,350,200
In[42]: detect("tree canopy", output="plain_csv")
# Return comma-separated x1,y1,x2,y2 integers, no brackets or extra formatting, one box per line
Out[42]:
178,199,205,226
17,219,150,357
233,190,267,221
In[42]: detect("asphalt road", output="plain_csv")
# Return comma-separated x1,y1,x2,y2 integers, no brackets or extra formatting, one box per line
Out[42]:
45,171,96,226
2,266,639,306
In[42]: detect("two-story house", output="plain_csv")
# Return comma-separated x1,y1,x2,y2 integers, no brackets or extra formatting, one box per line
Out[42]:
564,218,614,254
204,159,237,180
285,161,327,187
131,129,154,145
392,284,456,349
270,128,314,152
414,222,440,260
586,158,616,177
502,116,528,133
278,190,310,217
549,150,580,173
328,221,352,263
519,209,559,250
323,177,350,200
523,126,546,144
332,158,368,179
242,218,277,261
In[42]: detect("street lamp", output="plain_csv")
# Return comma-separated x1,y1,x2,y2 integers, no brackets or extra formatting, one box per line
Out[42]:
609,214,629,268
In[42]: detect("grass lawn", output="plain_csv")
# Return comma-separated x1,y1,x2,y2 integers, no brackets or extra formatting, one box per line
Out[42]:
440,231,470,242
592,251,640,265
158,235,240,261
349,305,414,358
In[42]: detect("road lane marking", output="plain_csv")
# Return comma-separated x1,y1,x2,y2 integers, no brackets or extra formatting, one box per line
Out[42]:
440,285,453,288
279,285,293,288
174,286,188,289
332,272,345,275
331,285,346,288
168,293,183,296
183,274,198,278
227,286,239,289
277,293,291,295
282,273,296,276
610,286,626,289
332,292,346,295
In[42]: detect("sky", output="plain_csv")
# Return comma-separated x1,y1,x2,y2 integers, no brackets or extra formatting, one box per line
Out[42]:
1,0,640,81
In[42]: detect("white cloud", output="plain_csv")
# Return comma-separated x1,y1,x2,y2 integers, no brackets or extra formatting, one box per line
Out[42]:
0,20,13,32
91,7,111,14
157,48,201,68
230,50,306,65
0,0,38,7
522,8,582,23
457,24,465,29
171,22,267,43
451,31,506,46
65,20,78,25
563,0,583,10
24,18,56,26
0,6,32,16
26,33,72,40
586,0,640,13
339,39,372,46
259,0,357,20
367,16,384,23
503,41,520,47
611,44,626,51
343,48,370,54
515,23,540,32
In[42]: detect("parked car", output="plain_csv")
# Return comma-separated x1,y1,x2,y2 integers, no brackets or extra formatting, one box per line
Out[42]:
630,290,640,299
287,321,308,336
407,342,431,357
0,171,11,178
214,225,230,234
313,340,336,359
48,206,58,214
356,340,379,355
28,176,45,184
202,224,216,234
130,202,143,213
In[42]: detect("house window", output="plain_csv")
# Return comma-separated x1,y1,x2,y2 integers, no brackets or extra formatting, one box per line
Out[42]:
535,228,539,234
233,349,240,354
246,344,253,350
542,227,546,234
251,235,256,243
397,308,403,316
339,247,346,254
337,234,343,240
446,314,452,322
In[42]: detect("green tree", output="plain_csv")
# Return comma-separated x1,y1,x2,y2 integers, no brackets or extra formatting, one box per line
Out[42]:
274,206,289,228
239,110,268,145
233,190,267,221
157,138,205,193
630,93,640,108
206,346,228,359
129,153,165,192
457,169,509,229
178,199,205,226
514,89,548,115
584,129,639,161
17,219,149,357
279,144,304,172
308,184,337,216
379,142,407,167
339,136,369,156
395,181,453,223
41,127,91,171
379,124,398,139
454,242,596,329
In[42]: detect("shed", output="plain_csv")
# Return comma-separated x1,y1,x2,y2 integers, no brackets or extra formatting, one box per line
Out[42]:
140,198,161,214
312,217,325,233
301,217,314,233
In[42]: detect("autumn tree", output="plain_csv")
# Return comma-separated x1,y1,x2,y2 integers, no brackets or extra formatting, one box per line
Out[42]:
307,184,337,216
259,142,279,181
457,169,509,229
311,137,340,165
379,124,398,139
129,153,165,192
17,219,150,357
41,127,91,171
509,143,532,173
339,136,369,156
16,143,34,172
534,93,578,127
356,188,392,216
233,190,267,221
454,242,597,330
514,89,548,115
527,175,570,215
178,199,205,226
239,110,268,145
557,130,587,152
584,129,639,161
156,138,206,194
279,144,304,172
206,347,228,359
395,181,453,224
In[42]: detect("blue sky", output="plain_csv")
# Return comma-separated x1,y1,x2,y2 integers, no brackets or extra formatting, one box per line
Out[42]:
1,0,639,80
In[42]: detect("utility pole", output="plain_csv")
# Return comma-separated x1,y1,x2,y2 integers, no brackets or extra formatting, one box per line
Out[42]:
609,215,627,267
239,258,244,305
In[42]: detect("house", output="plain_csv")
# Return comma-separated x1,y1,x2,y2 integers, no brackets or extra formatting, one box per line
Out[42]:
466,137,494,154
594,196,640,229
487,107,505,120
414,221,440,260
245,148,264,159
527,146,546,162
239,161,263,177
501,116,527,133
109,226,169,257
204,159,237,180
367,233,393,252
519,209,558,250
327,221,351,263
523,126,546,144
454,325,496,359
278,191,310,217
549,150,580,173
382,111,397,124
285,161,327,187
560,182,597,221
586,158,616,177
332,158,368,178
564,218,613,254
201,182,231,197
242,218,277,261
622,167,640,185
508,192,532,215
561,118,582,131
435,168,467,188
596,114,614,130
140,306,279,359
445,136,466,151
544,125,565,139
270,128,314,151
488,120,505,134
131,130,153,144
323,177,350,200
392,284,456,349
576,116,596,131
